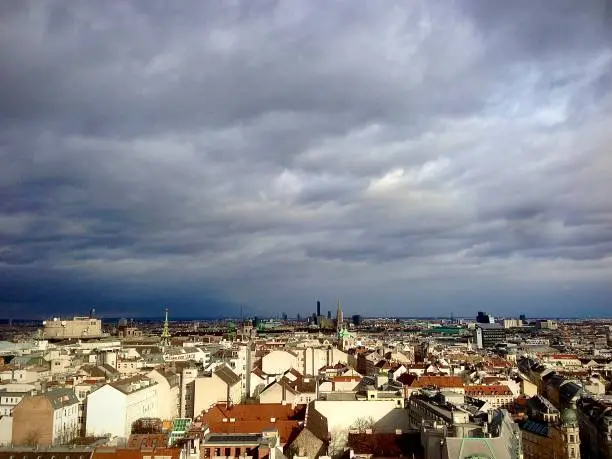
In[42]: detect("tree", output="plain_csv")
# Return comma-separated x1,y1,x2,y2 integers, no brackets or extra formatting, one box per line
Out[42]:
23,429,41,447
350,416,376,433
328,429,348,459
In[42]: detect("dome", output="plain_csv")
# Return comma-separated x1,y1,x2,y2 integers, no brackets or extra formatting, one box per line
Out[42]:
338,327,352,339
561,408,578,426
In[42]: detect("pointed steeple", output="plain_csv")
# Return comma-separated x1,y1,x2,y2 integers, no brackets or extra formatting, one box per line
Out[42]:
160,307,171,348
336,298,344,334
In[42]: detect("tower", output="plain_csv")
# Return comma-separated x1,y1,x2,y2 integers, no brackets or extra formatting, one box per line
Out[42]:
560,408,580,459
160,307,171,348
336,298,344,333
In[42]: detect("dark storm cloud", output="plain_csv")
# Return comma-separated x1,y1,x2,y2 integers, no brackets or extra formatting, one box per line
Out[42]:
1,0,611,317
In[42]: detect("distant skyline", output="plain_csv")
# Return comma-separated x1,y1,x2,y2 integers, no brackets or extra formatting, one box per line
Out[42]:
2,1,612,319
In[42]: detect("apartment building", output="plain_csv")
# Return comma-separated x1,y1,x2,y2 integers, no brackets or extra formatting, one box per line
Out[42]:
464,385,514,410
12,388,79,446
193,366,242,417
86,376,159,443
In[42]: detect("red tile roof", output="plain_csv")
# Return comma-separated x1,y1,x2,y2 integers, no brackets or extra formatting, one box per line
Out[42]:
206,420,302,444
548,354,580,360
127,434,169,449
93,448,181,459
407,376,464,389
202,403,306,424
465,385,513,396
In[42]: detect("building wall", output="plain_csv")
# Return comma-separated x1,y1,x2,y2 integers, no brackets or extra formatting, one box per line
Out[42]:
146,371,179,420
312,400,411,433
0,393,25,416
300,348,348,376
180,368,198,418
87,382,159,442
522,424,579,459
262,351,298,375
259,383,296,405
51,401,79,445
0,416,13,446
193,376,241,417
124,385,158,439
43,317,102,340
116,360,144,375
522,379,539,397
86,385,127,440
12,396,53,446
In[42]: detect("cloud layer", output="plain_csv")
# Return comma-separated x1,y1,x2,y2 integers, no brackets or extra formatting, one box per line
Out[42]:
2,0,612,318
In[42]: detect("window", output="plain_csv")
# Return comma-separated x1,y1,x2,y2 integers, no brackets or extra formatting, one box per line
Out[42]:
569,434,575,443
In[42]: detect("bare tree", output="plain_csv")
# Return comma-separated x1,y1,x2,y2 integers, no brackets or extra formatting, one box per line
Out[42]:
350,416,376,433
328,428,349,459
23,430,41,447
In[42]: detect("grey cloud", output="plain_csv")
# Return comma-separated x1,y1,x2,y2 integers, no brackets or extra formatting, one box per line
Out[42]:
1,0,612,317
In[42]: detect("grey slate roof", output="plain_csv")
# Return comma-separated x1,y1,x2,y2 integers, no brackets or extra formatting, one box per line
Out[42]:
45,388,79,409
214,365,241,386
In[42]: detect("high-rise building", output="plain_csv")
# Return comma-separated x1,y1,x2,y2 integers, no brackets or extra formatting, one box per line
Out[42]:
317,300,321,317
474,323,505,349
352,314,362,326
476,311,495,324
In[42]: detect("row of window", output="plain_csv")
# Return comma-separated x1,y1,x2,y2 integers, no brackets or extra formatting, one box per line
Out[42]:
9,455,86,459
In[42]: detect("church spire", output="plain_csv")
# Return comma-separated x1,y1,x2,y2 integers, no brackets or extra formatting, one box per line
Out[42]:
160,307,171,348
336,298,344,334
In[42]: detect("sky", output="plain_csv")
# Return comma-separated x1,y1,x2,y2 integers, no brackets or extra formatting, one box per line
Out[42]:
1,1,612,319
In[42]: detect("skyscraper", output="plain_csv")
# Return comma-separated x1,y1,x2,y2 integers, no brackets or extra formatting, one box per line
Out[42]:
317,300,321,317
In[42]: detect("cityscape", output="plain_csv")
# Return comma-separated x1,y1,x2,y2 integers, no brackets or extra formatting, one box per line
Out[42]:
1,304,612,459
1,1,612,459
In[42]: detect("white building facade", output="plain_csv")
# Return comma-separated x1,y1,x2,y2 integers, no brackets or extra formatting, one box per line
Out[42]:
86,377,158,443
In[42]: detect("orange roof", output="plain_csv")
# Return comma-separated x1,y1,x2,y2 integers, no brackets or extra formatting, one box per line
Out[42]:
93,448,181,459
409,376,464,388
548,354,580,360
127,434,169,449
397,373,418,386
485,358,513,368
465,385,513,396
207,420,302,444
202,403,306,424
